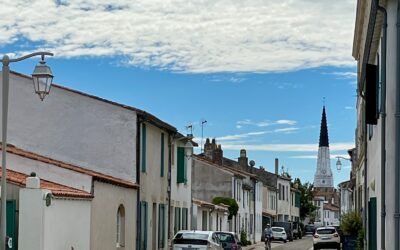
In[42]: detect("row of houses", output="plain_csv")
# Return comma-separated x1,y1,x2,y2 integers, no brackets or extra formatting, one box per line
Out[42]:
0,71,300,250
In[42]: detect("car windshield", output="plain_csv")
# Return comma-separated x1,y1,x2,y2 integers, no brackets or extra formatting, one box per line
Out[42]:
174,233,209,240
216,233,235,243
272,228,284,232
317,229,336,234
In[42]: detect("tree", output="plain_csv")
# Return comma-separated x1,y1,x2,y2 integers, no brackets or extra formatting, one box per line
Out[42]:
293,178,317,221
212,197,239,220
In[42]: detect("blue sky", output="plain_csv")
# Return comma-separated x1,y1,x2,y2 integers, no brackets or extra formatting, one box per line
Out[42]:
0,0,357,186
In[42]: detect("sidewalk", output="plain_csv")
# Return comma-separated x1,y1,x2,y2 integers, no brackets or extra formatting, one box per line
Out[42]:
242,241,265,250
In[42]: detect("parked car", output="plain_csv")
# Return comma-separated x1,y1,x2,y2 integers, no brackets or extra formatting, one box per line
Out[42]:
215,231,242,250
270,227,287,243
312,227,341,250
304,224,316,235
272,222,293,241
332,225,344,244
292,221,302,239
172,230,223,250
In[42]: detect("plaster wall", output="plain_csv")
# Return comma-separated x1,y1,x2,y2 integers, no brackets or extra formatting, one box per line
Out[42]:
91,181,137,250
0,73,137,182
277,178,290,219
2,150,92,192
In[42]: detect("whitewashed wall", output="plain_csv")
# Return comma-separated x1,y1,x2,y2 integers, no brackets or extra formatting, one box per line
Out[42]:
1,73,137,182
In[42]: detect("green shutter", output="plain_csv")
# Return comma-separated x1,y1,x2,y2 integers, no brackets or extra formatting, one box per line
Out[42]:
141,124,147,172
158,204,165,248
160,133,164,177
177,147,185,183
140,201,148,250
6,200,17,250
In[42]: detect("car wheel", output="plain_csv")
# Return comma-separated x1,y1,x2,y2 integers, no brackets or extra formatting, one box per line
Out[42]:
283,240,287,243
313,245,318,250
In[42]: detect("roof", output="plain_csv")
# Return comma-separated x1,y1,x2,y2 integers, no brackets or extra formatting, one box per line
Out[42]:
2,168,93,199
11,71,177,133
193,155,248,178
1,143,139,189
323,203,340,212
192,198,229,212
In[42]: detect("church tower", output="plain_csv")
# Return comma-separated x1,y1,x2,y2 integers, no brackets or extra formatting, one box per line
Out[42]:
314,106,334,187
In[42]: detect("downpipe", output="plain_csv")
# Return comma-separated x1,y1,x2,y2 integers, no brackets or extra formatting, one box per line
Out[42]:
377,5,387,250
395,1,400,250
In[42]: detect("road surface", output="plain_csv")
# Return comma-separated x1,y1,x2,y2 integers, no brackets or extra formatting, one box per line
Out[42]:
251,235,339,250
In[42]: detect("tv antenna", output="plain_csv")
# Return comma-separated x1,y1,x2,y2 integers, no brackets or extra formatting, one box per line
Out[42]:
186,123,193,136
200,119,207,153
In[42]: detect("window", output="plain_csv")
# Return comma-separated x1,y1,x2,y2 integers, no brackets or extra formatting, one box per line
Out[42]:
141,123,147,172
282,185,285,201
177,147,186,183
174,207,181,234
117,205,125,247
278,184,281,200
140,201,148,250
158,204,165,248
160,133,165,177
202,210,208,230
182,208,188,230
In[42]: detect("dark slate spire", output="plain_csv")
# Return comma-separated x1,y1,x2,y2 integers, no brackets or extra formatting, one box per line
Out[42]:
319,106,329,147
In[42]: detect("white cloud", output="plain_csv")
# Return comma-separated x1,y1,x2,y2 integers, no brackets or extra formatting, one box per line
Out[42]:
222,142,355,152
216,131,271,141
0,0,356,73
290,153,350,159
345,106,354,110
273,127,299,133
330,71,357,79
275,120,297,126
236,119,297,128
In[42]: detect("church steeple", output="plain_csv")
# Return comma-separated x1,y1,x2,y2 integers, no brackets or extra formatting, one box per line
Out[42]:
314,105,334,188
319,106,329,147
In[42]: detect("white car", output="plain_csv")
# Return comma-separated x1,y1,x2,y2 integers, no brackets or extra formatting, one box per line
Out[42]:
270,227,287,243
172,230,223,250
313,227,340,250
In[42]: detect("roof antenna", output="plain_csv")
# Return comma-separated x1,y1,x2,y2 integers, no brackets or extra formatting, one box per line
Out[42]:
200,119,207,153
186,123,193,137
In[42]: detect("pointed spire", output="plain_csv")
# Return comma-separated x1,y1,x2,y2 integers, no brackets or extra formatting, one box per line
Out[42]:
319,106,329,147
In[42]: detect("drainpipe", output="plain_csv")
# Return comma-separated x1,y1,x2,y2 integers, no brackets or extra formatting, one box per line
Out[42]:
395,1,400,249
377,4,387,250
167,134,173,242
136,118,142,250
253,179,256,243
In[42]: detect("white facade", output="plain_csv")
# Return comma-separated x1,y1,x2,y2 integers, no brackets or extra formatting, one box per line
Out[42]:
314,146,334,187
277,177,291,222
18,177,91,250
193,200,228,232
1,73,138,182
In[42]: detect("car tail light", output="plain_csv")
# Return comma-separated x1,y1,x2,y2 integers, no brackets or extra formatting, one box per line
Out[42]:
232,243,238,249
334,233,339,237
313,234,319,238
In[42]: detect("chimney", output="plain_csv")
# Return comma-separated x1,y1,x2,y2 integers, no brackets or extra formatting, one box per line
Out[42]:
26,172,40,189
275,158,279,175
204,138,213,159
239,149,248,167
213,144,223,165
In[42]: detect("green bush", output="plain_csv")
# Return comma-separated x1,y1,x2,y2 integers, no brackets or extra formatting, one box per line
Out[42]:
212,197,239,220
240,228,251,246
340,211,363,236
356,229,364,250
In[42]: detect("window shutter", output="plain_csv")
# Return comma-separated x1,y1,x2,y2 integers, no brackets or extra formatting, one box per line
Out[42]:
160,133,164,177
141,124,147,172
158,204,165,248
140,201,148,250
366,64,379,125
177,147,185,183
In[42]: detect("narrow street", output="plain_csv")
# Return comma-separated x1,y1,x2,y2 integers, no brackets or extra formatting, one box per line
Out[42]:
250,235,339,250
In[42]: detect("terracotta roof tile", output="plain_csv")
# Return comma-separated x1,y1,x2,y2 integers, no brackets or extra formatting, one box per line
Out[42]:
192,198,229,212
1,168,93,199
1,144,139,189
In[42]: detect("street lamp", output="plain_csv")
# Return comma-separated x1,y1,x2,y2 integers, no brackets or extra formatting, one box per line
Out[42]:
1,52,54,248
335,156,351,172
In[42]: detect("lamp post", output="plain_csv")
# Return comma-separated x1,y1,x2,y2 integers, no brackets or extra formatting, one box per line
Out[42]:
1,52,53,249
335,156,351,172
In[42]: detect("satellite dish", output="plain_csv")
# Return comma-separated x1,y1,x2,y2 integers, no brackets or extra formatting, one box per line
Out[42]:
249,160,255,167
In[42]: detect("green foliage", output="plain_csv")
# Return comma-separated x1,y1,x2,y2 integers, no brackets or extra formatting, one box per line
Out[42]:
356,228,364,250
212,197,239,220
293,178,317,221
240,227,251,246
340,211,363,236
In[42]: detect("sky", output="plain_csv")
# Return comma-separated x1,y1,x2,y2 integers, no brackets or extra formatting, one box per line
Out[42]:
0,0,357,186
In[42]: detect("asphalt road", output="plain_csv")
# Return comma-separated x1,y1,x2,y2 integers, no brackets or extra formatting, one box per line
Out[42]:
251,235,339,250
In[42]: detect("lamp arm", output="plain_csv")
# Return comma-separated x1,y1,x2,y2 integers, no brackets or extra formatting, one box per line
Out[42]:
336,156,351,161
1,52,54,63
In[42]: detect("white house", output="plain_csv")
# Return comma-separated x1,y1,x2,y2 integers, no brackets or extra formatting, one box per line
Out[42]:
192,199,229,231
277,175,291,222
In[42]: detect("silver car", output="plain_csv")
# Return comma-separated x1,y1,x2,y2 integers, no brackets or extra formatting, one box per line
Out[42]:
172,230,223,250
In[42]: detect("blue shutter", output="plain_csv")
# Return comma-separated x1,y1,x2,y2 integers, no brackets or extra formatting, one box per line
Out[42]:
140,201,148,250
141,124,147,172
158,204,165,248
